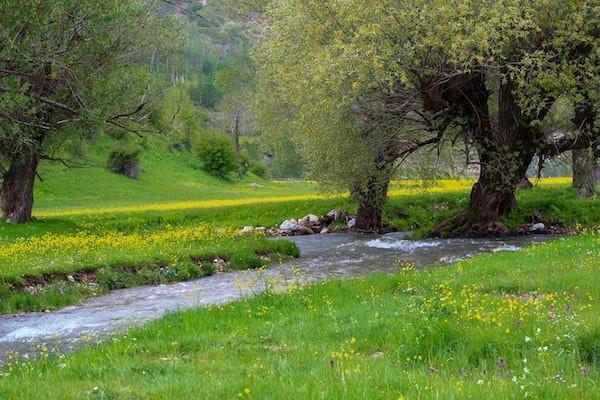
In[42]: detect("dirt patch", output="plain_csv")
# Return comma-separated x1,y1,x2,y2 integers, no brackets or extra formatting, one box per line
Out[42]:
14,268,98,290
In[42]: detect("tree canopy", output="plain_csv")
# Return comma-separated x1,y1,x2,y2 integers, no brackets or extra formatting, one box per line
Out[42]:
256,0,599,233
0,0,170,222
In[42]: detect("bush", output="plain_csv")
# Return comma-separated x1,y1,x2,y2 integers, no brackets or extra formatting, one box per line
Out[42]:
249,161,268,179
194,132,237,178
107,145,142,179
239,152,269,179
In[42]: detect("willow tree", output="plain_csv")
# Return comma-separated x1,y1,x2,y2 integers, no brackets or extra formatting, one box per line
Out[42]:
257,0,599,235
0,0,167,223
411,0,599,235
255,1,430,231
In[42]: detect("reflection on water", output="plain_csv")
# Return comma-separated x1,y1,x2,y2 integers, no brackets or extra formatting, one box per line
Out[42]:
0,232,556,360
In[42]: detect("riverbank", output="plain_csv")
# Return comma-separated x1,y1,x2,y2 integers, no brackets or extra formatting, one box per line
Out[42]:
1,233,599,398
0,232,552,361
1,178,599,314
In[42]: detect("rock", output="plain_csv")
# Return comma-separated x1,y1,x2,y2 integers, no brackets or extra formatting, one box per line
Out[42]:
320,227,329,234
371,351,385,359
255,227,267,233
241,226,254,233
299,214,320,227
298,216,310,227
249,182,265,188
279,220,304,232
529,223,545,232
307,214,319,223
347,218,357,228
67,275,75,283
212,258,227,273
326,209,340,221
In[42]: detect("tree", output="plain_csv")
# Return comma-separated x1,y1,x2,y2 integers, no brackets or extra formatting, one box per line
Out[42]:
0,0,168,223
572,149,597,198
256,1,425,231
256,0,599,235
213,58,256,178
571,100,599,198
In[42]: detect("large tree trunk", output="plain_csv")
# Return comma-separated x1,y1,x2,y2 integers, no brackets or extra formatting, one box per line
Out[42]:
572,148,597,199
354,177,390,233
469,145,533,223
571,99,598,198
430,78,536,237
1,155,39,223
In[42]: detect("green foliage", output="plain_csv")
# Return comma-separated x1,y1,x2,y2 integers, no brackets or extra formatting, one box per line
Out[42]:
153,85,208,147
240,152,268,179
0,0,169,160
255,0,599,194
194,132,238,178
249,161,268,179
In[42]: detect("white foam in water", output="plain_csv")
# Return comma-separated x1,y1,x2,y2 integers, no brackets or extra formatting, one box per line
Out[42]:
492,245,521,252
0,327,46,341
0,320,81,342
366,239,441,251
439,255,471,263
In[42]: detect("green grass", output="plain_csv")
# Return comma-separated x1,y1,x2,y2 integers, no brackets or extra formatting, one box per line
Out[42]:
2,234,600,399
2,136,600,396
1,137,599,314
34,136,320,212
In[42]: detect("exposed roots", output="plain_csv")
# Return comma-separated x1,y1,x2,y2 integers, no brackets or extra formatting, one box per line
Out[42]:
428,212,510,238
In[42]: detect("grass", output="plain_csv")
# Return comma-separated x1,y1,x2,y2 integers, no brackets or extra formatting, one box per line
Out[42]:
33,136,321,212
1,136,600,397
1,150,598,314
1,135,599,313
2,234,600,398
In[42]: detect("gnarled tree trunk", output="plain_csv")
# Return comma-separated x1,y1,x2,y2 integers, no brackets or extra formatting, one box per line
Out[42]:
571,99,598,199
1,155,39,223
430,78,537,237
470,144,534,223
354,176,390,233
572,148,597,199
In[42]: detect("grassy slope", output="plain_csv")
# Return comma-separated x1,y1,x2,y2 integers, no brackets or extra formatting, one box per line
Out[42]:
33,136,320,211
2,235,600,399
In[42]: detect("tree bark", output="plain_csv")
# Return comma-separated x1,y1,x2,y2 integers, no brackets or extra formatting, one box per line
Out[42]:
354,177,390,232
518,176,534,189
1,155,39,223
572,148,597,199
429,77,537,237
571,99,597,199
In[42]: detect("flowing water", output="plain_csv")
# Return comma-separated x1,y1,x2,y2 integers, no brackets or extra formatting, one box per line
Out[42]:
0,232,555,362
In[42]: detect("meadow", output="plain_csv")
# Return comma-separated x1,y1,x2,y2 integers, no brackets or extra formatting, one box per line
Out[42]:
1,139,600,397
1,233,599,399
1,150,598,314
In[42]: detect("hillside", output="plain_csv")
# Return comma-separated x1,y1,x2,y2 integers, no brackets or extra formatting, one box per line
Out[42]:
33,136,316,213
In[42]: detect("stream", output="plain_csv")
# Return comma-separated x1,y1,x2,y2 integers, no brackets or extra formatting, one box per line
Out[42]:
0,232,555,362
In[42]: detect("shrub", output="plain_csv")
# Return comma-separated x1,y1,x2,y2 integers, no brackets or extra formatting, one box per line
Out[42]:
249,161,268,179
194,132,237,178
239,152,269,179
107,145,142,179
